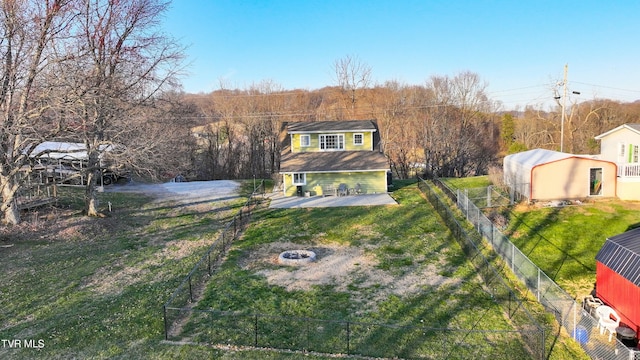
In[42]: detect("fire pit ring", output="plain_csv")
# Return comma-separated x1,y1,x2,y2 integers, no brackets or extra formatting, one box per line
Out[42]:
278,250,317,265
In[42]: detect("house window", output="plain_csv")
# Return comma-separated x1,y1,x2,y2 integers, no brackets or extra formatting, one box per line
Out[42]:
300,135,310,147
319,134,344,150
633,145,639,163
618,143,626,163
292,173,306,185
353,133,364,146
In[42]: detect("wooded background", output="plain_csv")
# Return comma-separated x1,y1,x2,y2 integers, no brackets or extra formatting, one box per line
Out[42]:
180,75,640,183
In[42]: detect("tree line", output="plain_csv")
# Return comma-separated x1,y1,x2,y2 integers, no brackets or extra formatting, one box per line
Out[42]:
182,74,640,185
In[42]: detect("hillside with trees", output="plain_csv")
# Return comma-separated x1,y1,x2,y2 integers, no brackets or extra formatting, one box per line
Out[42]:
180,76,640,184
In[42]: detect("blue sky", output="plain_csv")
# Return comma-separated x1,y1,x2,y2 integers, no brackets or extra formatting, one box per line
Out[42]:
163,1,640,110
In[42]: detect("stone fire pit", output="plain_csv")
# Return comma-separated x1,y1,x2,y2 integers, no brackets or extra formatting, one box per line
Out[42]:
278,250,317,266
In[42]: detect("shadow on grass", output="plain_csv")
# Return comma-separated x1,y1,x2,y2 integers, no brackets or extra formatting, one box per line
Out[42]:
177,184,532,359
503,208,596,280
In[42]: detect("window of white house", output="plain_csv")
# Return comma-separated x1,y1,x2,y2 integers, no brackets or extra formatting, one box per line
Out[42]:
619,143,626,162
633,145,639,163
353,133,364,146
300,135,310,147
319,134,344,150
292,173,306,185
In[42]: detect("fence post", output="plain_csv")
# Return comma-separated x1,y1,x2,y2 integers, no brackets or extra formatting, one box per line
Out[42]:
536,268,541,301
511,243,515,272
487,185,492,208
466,189,470,218
540,327,546,360
188,276,193,303
163,305,169,340
254,314,259,347
346,321,350,355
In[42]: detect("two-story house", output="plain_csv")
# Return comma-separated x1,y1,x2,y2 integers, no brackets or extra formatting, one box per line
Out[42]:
594,123,640,200
279,120,389,197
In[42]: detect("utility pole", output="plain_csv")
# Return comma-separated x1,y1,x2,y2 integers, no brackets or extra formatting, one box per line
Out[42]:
560,64,568,153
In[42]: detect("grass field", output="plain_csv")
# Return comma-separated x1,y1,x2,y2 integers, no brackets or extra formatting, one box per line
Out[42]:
0,180,584,359
0,186,250,359
171,182,530,359
441,176,640,300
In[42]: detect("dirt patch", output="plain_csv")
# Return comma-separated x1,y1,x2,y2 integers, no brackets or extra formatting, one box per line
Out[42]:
240,241,461,310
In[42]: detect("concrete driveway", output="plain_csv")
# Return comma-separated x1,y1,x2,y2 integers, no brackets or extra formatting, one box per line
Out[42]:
268,192,397,208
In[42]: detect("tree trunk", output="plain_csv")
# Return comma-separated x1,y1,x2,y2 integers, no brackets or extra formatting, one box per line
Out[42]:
1,174,21,225
84,169,100,217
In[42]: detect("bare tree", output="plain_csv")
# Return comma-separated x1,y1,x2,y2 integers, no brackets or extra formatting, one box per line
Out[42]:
333,55,371,116
58,0,184,216
0,0,73,225
420,72,497,177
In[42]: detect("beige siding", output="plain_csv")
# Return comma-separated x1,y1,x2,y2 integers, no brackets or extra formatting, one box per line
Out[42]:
530,159,617,200
617,181,640,201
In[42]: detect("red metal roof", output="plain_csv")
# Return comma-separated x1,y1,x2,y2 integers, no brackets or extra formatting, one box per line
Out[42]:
595,227,640,286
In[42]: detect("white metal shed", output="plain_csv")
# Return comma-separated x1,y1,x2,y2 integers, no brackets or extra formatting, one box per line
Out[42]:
503,149,617,201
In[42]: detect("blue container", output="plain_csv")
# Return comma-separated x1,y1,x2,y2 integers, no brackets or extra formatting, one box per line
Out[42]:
572,325,589,345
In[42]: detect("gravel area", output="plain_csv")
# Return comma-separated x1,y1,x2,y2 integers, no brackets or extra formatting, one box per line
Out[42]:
105,180,241,204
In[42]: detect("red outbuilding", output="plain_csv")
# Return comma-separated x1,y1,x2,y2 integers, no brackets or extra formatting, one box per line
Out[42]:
595,227,640,339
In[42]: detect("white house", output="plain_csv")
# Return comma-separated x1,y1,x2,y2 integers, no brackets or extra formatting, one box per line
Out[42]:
594,124,640,200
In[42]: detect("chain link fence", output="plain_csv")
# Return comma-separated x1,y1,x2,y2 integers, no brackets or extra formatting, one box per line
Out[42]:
171,309,534,359
417,178,546,360
435,179,640,360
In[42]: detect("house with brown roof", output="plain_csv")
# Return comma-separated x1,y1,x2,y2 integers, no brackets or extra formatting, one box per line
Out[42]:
594,123,640,200
279,120,389,197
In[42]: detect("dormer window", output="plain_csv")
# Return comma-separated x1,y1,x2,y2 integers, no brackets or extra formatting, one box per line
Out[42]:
320,134,344,150
353,133,364,146
300,135,310,147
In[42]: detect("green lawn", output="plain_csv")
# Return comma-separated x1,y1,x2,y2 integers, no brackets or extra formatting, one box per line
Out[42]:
503,199,640,298
0,180,580,359
173,182,533,359
441,176,640,306
0,187,248,359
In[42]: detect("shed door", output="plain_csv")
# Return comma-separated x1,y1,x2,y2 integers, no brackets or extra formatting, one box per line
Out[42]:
590,168,603,196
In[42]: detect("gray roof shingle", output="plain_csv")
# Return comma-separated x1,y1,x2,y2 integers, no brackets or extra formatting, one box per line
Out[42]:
280,150,388,173
287,120,377,133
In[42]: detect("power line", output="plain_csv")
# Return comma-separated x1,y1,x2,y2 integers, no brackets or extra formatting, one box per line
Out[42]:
572,81,640,94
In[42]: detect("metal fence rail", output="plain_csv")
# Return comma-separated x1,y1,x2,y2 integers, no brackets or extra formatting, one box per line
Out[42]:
434,178,640,360
163,308,533,359
417,178,546,360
